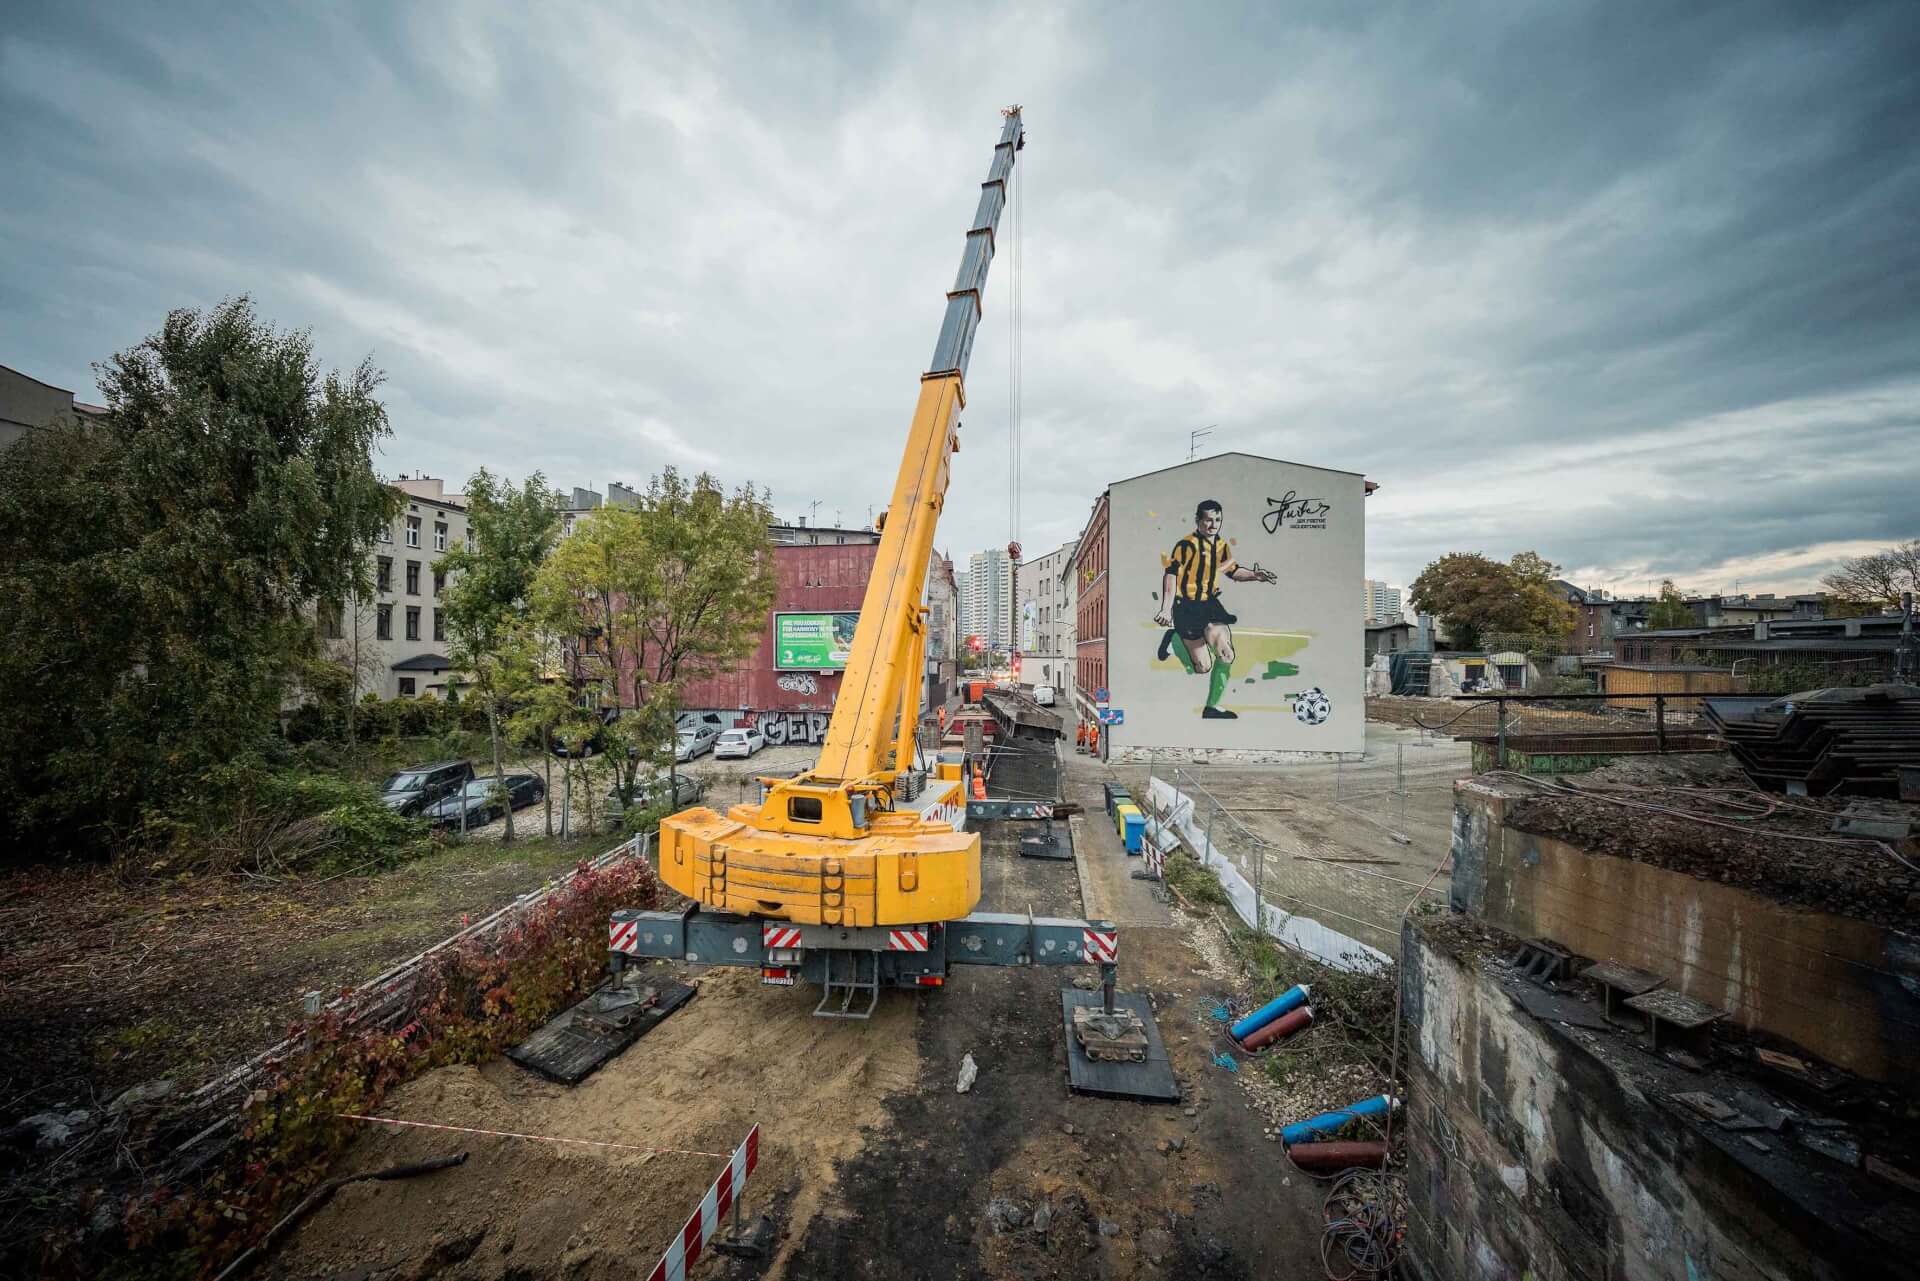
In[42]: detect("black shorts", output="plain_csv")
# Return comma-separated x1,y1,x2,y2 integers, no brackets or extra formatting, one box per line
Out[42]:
1171,596,1236,641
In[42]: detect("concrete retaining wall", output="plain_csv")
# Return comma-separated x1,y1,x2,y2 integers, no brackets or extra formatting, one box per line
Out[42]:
1402,920,1907,1280
1449,779,1920,1083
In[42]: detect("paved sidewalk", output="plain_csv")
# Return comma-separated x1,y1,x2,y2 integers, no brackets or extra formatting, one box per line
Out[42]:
1063,758,1172,929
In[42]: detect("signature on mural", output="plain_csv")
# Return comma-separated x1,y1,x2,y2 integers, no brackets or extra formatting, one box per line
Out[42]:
775,672,819,696
1150,498,1277,721
1261,490,1331,533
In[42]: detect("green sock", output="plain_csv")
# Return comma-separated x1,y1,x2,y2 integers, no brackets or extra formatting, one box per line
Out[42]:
1207,655,1232,707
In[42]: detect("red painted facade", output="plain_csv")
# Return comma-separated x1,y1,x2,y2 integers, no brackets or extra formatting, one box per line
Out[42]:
1074,492,1110,720
678,542,879,716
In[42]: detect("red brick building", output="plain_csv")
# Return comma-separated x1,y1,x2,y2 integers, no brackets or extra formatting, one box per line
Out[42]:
674,542,878,744
1073,492,1110,722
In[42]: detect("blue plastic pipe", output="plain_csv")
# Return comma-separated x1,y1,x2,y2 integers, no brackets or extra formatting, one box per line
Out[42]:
1281,1094,1399,1146
1229,984,1311,1042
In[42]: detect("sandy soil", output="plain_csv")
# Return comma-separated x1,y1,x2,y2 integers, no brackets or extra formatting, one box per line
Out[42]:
276,963,916,1281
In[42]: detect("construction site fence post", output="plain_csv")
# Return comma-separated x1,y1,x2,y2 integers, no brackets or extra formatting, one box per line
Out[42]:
1655,694,1668,754
1495,698,1508,770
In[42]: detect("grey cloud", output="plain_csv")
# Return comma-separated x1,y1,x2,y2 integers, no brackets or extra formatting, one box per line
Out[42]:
2,1,1915,595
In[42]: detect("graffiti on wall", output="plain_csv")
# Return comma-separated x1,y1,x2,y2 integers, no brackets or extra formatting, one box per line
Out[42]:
775,672,819,696
680,708,835,746
754,710,833,746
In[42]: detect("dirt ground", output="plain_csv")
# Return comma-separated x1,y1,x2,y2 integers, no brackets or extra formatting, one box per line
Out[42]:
271,742,1338,1281
0,834,608,1129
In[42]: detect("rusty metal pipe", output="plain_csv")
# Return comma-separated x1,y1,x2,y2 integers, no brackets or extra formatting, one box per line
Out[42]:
1285,1140,1387,1171
1239,1004,1313,1051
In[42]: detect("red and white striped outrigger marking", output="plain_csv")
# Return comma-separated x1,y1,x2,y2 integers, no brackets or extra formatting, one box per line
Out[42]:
886,927,930,953
1082,927,1118,964
645,1123,760,1281
761,924,804,951
609,918,640,955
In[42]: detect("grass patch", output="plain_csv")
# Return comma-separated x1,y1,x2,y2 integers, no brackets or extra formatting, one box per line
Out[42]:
1163,849,1232,909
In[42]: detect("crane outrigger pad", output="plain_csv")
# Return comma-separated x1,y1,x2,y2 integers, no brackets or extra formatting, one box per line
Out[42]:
1060,991,1179,1102
507,978,696,1086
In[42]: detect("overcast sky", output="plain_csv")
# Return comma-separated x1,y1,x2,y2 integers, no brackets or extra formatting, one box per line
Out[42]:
5,2,1915,596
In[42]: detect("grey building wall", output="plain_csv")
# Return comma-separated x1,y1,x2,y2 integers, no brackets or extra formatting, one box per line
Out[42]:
326,477,471,699
1,363,105,454
1016,538,1078,694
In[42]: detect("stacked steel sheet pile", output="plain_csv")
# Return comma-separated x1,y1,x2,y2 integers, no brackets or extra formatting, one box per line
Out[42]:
1703,684,1920,796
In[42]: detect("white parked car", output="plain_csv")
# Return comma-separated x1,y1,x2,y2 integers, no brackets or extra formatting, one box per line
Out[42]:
714,727,766,759
1031,684,1057,706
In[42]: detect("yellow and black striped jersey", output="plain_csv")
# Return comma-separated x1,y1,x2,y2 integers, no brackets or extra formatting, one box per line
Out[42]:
1167,533,1237,602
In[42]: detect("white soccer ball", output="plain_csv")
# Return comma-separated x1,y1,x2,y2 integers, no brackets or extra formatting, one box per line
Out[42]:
1294,689,1332,725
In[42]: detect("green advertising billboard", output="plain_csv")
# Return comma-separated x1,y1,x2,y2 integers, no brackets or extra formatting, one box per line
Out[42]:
774,611,859,671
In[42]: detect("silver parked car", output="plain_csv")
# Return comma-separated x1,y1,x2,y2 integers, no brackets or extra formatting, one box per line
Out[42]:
675,724,720,761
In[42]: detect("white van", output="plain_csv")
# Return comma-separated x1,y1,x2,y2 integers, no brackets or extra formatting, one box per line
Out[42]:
1031,684,1057,706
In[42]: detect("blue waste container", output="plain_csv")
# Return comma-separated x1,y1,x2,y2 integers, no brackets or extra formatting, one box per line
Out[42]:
1121,809,1146,854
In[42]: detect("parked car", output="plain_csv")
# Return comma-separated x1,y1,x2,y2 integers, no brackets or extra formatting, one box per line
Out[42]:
380,760,475,816
423,773,544,829
1031,684,1057,706
551,707,619,758
713,727,765,759
675,724,720,762
606,771,707,813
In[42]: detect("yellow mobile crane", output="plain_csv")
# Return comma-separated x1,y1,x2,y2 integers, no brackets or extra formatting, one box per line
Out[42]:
651,107,1022,931
602,111,1161,1068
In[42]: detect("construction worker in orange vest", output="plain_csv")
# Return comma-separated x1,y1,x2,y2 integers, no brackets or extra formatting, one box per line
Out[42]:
1088,722,1100,757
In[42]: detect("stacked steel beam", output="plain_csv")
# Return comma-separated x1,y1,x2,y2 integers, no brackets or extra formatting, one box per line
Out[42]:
1703,684,1920,796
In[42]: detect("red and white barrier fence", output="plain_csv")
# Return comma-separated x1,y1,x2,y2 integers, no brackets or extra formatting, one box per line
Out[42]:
646,1122,761,1281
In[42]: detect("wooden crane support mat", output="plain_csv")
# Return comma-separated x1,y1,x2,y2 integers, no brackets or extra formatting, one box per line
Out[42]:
507,980,696,1086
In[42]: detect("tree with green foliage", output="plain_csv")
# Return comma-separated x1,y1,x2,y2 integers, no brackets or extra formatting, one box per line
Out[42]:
1646,579,1695,630
1408,550,1574,651
0,299,396,859
434,470,561,843
533,468,776,805
502,618,576,836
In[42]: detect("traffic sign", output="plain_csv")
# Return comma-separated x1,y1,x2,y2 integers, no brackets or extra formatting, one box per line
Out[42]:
1099,707,1124,726
1094,687,1109,704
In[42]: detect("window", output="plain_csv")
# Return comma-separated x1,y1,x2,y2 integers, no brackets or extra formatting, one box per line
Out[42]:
406,515,421,547
398,677,416,697
376,556,392,592
465,529,475,552
433,521,447,551
376,604,392,640
379,524,392,544
322,608,344,640
406,606,421,641
433,609,445,641
433,568,445,597
406,561,420,595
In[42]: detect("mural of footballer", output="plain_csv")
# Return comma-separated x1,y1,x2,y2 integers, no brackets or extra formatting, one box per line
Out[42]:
1153,499,1277,719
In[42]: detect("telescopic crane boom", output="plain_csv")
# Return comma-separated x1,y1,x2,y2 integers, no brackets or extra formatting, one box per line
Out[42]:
656,108,1026,928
